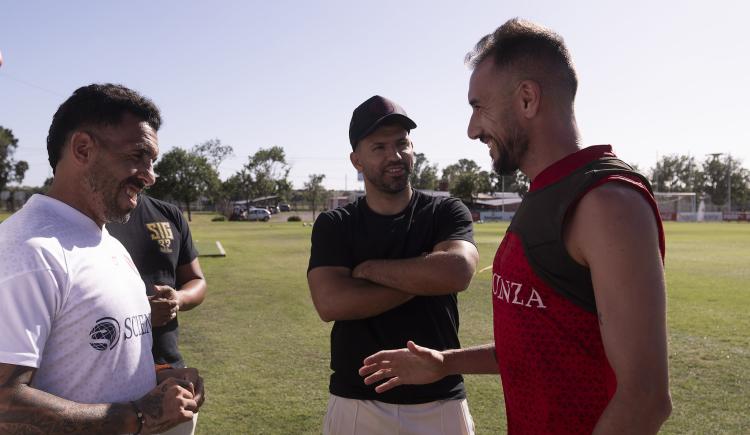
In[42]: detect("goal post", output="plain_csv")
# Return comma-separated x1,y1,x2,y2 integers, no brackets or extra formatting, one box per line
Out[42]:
653,192,698,221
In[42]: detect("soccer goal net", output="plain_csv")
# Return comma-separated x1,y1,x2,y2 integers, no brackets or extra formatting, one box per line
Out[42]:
654,192,698,221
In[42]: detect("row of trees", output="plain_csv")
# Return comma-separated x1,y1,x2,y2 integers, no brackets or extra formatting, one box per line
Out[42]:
2,122,749,213
648,154,750,209
149,139,294,220
149,140,330,221
411,152,750,210
0,128,347,220
410,152,530,202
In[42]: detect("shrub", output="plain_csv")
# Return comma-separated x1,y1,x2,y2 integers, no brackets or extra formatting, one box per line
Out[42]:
287,215,301,222
212,215,227,222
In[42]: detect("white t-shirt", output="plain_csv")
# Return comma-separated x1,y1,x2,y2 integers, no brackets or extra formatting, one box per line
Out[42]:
0,194,156,404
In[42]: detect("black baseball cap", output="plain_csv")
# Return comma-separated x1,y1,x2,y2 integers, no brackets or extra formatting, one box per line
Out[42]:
349,95,417,149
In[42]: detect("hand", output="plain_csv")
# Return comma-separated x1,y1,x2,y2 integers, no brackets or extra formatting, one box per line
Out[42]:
351,260,372,280
135,377,197,434
149,285,180,326
358,341,446,393
156,367,205,411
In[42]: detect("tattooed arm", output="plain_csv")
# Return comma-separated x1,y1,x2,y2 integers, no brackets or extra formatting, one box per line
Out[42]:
0,362,198,435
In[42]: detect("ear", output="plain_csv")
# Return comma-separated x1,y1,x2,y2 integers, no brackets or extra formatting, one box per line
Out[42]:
68,131,97,166
350,151,363,173
517,80,541,119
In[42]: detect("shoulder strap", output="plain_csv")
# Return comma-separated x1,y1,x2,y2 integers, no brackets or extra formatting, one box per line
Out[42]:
509,157,652,312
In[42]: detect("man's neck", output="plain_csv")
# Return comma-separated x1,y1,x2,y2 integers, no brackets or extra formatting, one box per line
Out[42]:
364,185,413,215
522,116,581,181
47,180,105,228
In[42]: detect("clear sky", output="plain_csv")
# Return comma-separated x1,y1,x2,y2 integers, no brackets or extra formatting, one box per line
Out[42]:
1,0,748,190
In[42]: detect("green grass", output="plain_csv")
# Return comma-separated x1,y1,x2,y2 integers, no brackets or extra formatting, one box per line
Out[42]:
180,217,504,434
661,223,750,433
1,206,746,432
2,206,747,432
177,218,749,434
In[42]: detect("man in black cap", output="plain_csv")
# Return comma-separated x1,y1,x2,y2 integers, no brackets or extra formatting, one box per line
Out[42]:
307,95,480,434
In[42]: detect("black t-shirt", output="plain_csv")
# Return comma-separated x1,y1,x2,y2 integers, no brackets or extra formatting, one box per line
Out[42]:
107,195,198,368
308,189,475,404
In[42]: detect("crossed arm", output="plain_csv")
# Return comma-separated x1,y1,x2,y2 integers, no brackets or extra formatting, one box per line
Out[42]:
307,239,478,322
0,363,204,434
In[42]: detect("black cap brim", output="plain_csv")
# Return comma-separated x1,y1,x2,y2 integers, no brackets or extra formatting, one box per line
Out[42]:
352,114,417,148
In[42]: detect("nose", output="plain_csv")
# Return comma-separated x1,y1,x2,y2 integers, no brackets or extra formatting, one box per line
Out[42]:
467,110,481,140
138,159,157,187
387,145,403,162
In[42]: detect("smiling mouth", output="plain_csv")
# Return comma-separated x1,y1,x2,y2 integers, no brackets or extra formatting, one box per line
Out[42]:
123,180,146,203
385,166,406,175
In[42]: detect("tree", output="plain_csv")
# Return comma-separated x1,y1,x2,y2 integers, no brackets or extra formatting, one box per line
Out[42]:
410,152,439,190
223,169,255,211
700,154,750,210
304,174,328,221
41,177,54,194
192,138,233,171
0,126,29,193
242,146,292,202
490,171,530,198
441,159,492,203
149,148,220,221
649,154,701,193
192,139,235,212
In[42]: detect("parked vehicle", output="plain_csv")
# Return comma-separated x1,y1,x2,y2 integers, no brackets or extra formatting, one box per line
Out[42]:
279,203,291,212
229,207,247,221
247,208,271,222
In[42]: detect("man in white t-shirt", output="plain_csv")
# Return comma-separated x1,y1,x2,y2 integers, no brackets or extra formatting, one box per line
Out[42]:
0,83,205,434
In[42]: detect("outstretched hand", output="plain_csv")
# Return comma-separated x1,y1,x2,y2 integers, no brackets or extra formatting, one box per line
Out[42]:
358,341,446,393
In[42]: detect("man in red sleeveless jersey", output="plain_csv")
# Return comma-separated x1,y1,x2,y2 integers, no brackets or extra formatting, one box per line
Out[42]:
359,18,671,434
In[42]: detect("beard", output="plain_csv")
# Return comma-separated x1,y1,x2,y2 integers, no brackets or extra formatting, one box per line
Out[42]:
363,161,413,194
492,111,529,176
85,162,142,224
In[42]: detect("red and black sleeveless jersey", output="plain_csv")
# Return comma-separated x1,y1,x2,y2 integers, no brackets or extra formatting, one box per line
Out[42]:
492,145,665,434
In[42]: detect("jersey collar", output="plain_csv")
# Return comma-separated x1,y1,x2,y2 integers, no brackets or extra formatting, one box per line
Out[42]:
529,145,616,192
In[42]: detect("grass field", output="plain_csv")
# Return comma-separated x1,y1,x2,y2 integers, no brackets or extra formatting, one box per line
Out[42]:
174,215,749,434
5,206,745,433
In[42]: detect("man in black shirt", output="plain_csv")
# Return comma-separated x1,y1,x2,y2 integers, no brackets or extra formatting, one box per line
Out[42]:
108,194,207,435
307,95,479,435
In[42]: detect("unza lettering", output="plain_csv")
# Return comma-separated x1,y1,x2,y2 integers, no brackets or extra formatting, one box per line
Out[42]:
492,273,546,309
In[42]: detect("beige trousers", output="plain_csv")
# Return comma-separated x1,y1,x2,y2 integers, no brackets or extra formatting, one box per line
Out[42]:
323,394,475,435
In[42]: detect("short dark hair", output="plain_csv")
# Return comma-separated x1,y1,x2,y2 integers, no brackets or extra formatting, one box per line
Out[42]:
46,83,162,171
465,18,578,100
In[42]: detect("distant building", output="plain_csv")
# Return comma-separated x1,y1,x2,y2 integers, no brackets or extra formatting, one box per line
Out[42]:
473,192,522,221
325,191,365,210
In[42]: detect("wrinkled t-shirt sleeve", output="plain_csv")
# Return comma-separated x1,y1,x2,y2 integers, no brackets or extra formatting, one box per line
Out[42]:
434,198,475,246
0,269,63,368
308,212,351,272
173,207,198,266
